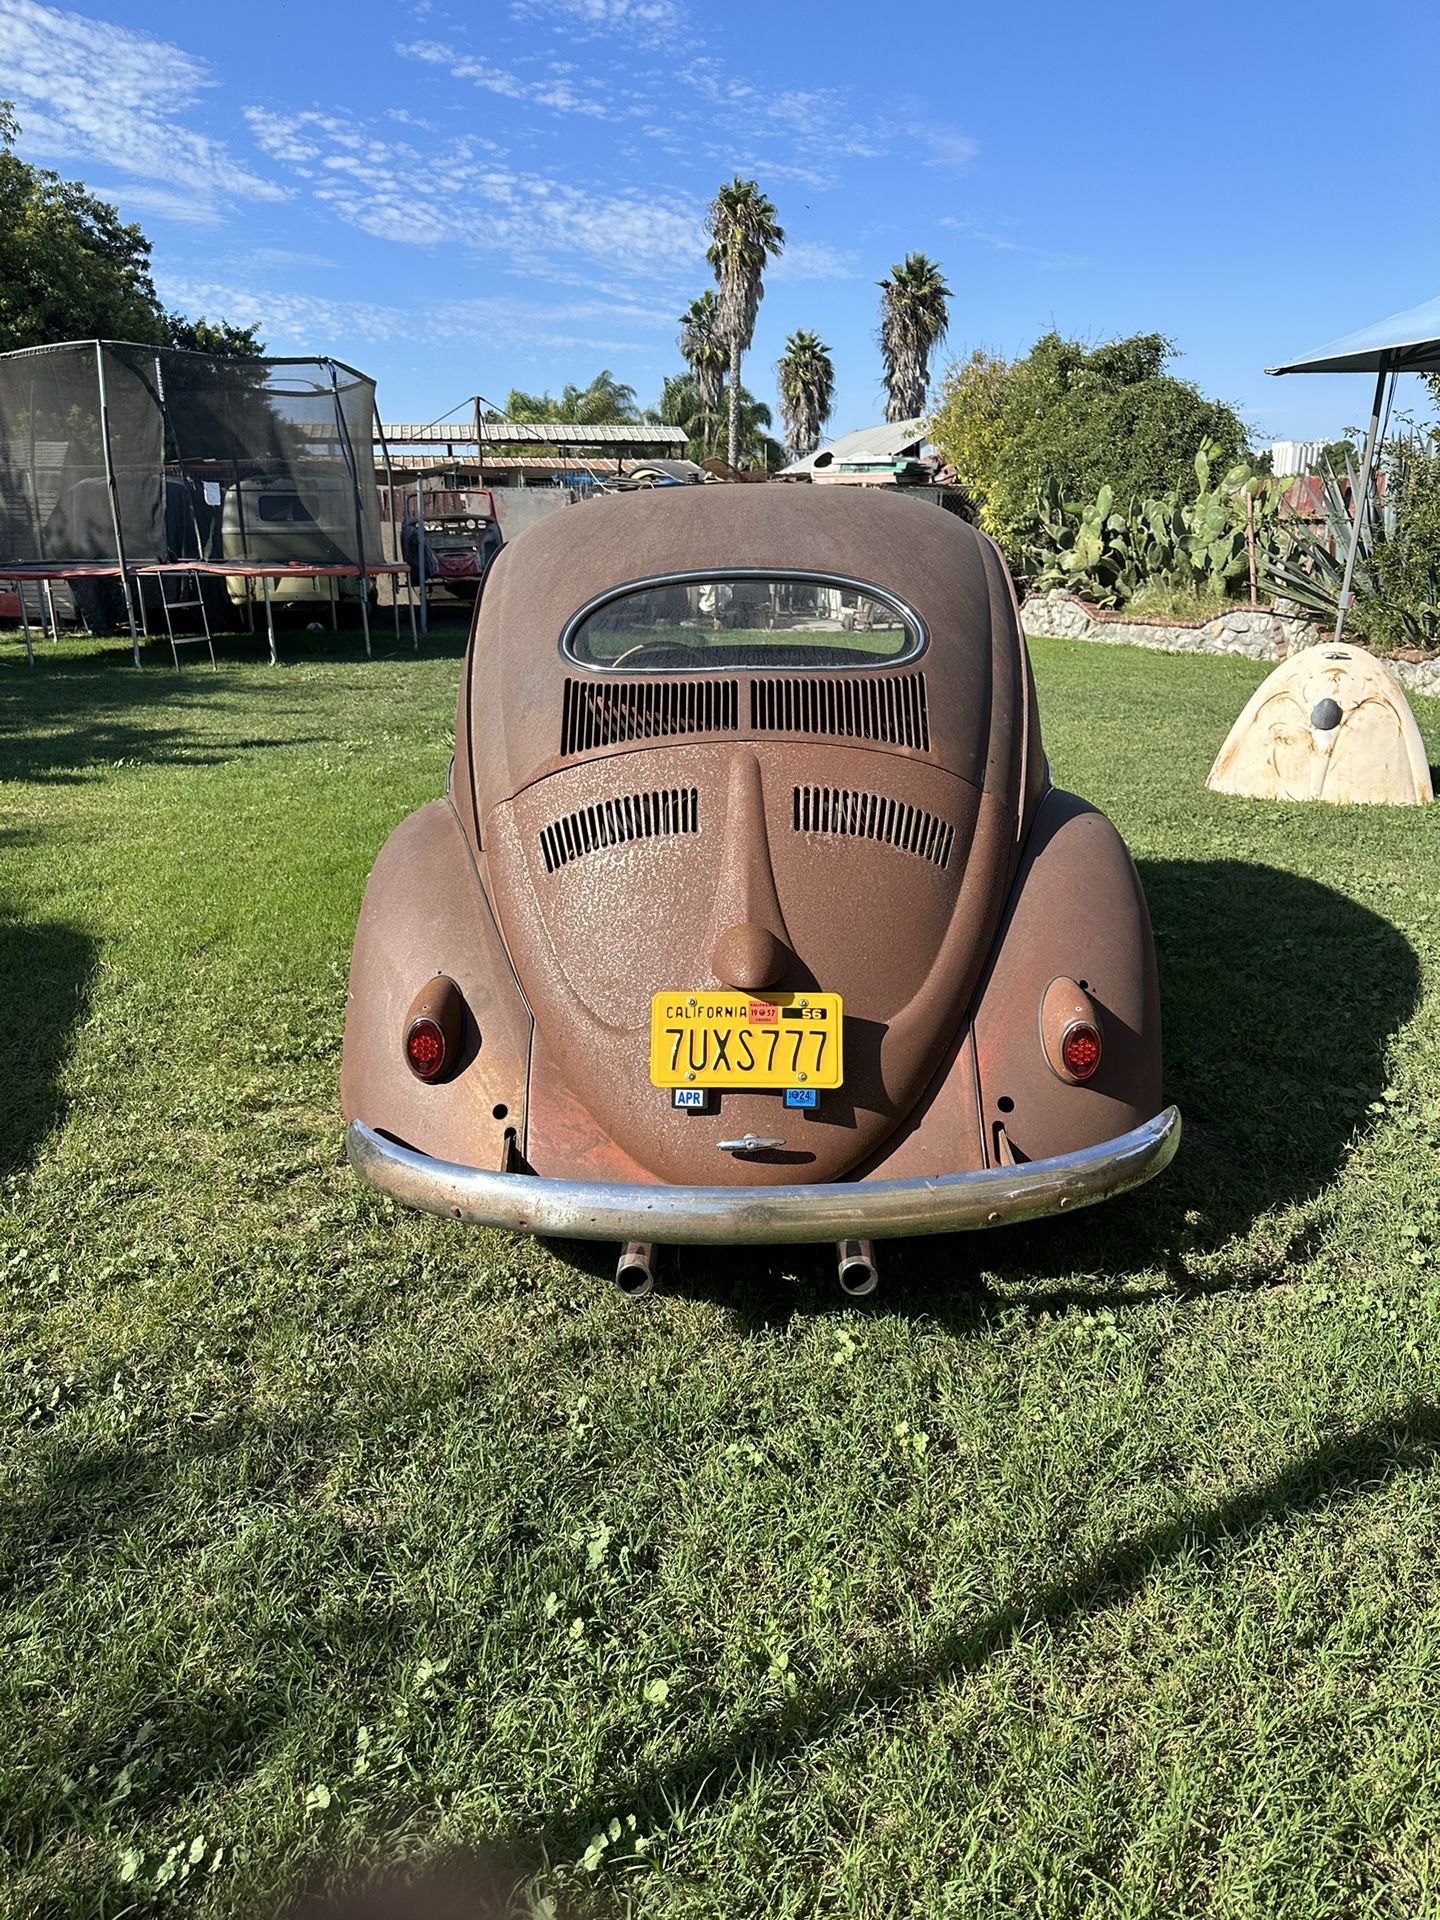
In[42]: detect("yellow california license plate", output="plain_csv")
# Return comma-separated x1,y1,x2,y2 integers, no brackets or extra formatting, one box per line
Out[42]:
649,991,844,1090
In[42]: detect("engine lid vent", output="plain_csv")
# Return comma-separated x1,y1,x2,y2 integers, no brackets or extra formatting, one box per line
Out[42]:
752,671,930,751
561,677,738,756
793,785,955,869
540,786,698,874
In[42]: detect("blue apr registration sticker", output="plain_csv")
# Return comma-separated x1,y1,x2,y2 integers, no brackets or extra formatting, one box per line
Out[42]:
672,1087,708,1110
784,1087,818,1109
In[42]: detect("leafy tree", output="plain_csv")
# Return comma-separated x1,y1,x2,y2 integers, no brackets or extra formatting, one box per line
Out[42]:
705,177,784,471
928,329,1248,553
648,372,782,471
928,346,1009,504
878,252,950,422
1,101,163,349
163,312,264,358
775,328,834,463
0,102,265,356
500,369,639,424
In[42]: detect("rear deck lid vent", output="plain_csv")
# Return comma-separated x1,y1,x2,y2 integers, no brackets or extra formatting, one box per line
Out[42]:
540,786,699,874
792,785,955,869
752,671,930,751
560,677,739,756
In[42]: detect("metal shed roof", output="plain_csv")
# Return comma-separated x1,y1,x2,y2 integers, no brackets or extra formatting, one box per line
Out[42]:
381,420,688,448
779,418,928,477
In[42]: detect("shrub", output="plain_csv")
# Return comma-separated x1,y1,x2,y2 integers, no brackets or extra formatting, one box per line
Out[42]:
1265,437,1440,651
928,331,1248,556
1368,435,1440,646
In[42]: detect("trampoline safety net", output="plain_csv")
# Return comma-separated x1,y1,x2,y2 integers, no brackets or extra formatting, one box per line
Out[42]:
0,340,383,598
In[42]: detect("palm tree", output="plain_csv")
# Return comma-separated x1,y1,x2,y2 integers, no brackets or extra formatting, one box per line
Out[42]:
501,369,639,424
678,291,726,414
677,290,727,460
775,329,835,464
648,372,783,471
877,253,950,422
705,177,785,470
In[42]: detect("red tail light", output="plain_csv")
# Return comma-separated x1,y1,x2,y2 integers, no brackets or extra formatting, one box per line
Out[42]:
1060,1019,1102,1082
401,975,464,1082
1040,978,1103,1084
405,1016,447,1079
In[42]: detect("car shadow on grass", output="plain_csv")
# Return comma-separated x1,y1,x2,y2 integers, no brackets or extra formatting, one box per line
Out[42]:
0,908,95,1177
949,855,1423,1312
499,1398,1440,1889
657,858,1420,1326
0,1385,438,1831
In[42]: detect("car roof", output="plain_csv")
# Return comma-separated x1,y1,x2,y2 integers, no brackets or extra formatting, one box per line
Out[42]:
462,484,1032,812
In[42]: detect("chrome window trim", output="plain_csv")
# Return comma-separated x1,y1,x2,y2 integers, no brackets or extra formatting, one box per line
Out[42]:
559,567,929,674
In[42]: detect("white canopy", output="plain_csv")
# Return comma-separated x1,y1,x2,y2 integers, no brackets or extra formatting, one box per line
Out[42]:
1266,295,1440,643
1268,293,1440,376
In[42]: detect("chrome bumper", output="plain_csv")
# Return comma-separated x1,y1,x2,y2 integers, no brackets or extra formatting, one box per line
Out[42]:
346,1106,1179,1245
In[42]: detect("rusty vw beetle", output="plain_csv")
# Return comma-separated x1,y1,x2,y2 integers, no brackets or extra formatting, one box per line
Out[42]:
342,486,1178,1292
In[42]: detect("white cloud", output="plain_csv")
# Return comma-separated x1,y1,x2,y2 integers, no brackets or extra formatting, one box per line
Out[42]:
155,277,669,358
155,277,411,348
0,0,286,214
250,246,341,271
923,127,979,169
86,181,223,226
510,0,686,42
941,214,1087,272
397,37,617,118
244,107,705,279
391,22,894,200
671,58,890,183
766,88,850,131
770,240,861,282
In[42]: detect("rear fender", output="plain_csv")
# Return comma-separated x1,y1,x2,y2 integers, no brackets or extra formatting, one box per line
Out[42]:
970,788,1162,1167
341,800,531,1170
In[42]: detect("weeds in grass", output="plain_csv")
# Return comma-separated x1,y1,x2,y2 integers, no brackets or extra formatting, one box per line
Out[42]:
1120,579,1233,624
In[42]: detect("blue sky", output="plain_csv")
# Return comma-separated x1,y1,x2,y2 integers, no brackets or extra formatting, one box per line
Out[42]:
1,0,1433,446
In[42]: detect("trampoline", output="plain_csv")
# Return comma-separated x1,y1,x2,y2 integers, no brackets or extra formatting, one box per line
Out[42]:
0,341,418,666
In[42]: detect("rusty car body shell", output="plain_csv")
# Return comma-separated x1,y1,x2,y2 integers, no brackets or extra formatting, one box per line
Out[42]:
341,485,1177,1241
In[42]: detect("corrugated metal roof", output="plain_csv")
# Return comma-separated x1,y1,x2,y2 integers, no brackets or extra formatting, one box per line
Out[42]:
383,453,706,478
381,420,688,447
780,419,929,477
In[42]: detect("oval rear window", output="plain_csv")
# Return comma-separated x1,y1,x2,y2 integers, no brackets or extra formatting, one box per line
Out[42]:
563,572,925,671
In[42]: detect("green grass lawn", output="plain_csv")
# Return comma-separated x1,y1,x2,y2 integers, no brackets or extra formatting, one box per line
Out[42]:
3,627,1440,1920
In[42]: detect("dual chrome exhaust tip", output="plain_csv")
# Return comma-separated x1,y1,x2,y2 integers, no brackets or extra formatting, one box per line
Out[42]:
613,1238,878,1299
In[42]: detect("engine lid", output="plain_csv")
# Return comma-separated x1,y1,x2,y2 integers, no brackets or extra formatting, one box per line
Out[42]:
485,740,1012,1184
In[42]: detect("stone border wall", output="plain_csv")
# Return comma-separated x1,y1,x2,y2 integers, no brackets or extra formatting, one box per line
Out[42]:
1020,589,1440,697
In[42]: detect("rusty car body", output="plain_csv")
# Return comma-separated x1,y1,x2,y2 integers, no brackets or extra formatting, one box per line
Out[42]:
341,486,1178,1292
